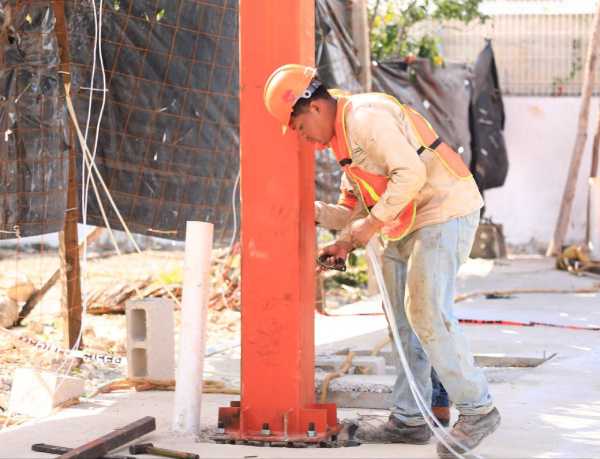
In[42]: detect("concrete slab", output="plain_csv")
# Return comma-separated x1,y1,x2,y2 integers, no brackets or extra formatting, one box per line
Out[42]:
456,256,599,294
2,338,600,459
2,257,600,457
315,355,387,375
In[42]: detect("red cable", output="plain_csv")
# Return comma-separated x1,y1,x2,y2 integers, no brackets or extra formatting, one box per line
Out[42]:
317,310,600,331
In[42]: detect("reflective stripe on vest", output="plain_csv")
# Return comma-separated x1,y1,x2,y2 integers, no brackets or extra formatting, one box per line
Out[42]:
328,95,472,241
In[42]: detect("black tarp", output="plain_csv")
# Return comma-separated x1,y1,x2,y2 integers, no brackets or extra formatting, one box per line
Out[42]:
0,1,69,239
372,59,474,168
469,40,508,192
67,0,240,243
314,0,358,203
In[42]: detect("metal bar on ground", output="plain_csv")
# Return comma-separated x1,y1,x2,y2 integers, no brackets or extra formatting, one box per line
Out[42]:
32,443,135,459
56,416,156,459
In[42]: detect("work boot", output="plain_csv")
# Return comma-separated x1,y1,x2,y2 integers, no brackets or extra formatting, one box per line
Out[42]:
436,407,501,458
353,415,432,444
432,406,450,427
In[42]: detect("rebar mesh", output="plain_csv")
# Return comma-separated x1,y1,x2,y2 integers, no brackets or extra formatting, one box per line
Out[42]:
66,0,240,243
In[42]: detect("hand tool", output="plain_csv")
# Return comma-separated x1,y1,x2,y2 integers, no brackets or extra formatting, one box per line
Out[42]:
316,254,346,271
32,444,135,459
129,443,199,459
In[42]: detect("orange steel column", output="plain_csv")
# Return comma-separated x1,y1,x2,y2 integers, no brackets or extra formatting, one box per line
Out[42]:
216,0,339,444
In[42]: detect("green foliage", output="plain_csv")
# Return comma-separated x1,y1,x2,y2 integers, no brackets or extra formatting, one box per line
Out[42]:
369,0,488,63
551,39,583,96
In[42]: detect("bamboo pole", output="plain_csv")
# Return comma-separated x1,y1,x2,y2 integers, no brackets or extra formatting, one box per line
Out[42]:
547,2,600,256
351,0,372,91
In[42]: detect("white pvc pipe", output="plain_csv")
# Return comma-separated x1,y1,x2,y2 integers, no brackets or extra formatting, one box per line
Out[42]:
589,177,600,261
173,221,214,434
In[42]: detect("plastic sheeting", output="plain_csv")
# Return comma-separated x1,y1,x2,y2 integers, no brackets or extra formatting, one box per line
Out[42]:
0,1,69,239
372,59,474,168
66,0,240,243
470,40,508,192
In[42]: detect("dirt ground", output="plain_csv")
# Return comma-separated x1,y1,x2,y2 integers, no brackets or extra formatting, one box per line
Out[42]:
0,246,364,426
0,248,238,421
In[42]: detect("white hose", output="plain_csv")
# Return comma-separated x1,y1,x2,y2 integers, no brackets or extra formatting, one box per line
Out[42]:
366,239,483,459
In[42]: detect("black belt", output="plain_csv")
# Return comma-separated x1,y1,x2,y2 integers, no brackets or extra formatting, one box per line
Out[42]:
338,137,442,167
417,137,442,155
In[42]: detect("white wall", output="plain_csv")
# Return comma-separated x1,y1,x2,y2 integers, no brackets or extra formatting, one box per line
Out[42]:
485,96,600,248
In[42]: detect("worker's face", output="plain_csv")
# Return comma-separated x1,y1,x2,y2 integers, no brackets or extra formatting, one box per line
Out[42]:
289,101,334,146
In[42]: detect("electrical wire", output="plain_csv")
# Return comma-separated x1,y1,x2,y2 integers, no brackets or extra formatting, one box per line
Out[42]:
366,239,484,459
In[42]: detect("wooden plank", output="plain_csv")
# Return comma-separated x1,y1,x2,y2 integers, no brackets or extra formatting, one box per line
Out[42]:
57,417,156,459
547,1,600,256
52,0,83,349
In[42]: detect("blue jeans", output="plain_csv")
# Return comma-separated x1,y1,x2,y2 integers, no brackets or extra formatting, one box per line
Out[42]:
383,211,493,426
431,369,448,408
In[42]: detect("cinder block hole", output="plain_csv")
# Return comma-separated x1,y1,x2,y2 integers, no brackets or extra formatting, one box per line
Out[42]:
130,308,147,341
131,348,148,377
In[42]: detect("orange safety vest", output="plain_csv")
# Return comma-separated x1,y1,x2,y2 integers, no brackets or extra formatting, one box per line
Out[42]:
329,95,472,241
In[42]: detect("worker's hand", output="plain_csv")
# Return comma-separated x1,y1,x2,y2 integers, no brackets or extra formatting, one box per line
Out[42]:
317,241,353,273
349,214,384,247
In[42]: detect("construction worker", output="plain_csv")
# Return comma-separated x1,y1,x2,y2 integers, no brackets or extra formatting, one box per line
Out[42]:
316,191,451,428
263,64,500,457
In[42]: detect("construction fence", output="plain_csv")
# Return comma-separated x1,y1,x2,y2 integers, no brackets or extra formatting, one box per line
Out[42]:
429,0,600,96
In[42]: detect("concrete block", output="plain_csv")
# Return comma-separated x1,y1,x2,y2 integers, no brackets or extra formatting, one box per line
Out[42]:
8,368,84,417
126,298,175,381
315,355,387,375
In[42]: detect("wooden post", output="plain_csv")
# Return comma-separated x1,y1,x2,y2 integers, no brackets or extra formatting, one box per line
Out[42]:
586,108,600,245
351,0,372,91
548,1,600,256
53,0,83,349
59,169,82,349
